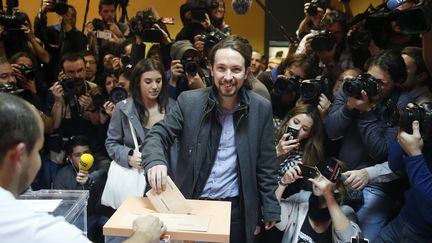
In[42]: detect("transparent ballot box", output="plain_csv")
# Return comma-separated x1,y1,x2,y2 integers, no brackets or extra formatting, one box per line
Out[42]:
18,190,89,235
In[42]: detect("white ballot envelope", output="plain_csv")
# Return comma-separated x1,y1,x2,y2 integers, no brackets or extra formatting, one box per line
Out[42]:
146,176,192,214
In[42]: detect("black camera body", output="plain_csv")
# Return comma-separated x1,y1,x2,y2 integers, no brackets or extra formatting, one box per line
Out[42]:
53,0,68,15
92,18,107,31
300,76,331,105
311,31,336,53
17,64,35,80
92,87,128,111
273,75,301,97
181,58,200,77
343,73,380,99
129,10,164,43
61,77,76,102
0,83,23,95
201,31,225,52
384,103,432,141
0,11,27,32
307,0,329,16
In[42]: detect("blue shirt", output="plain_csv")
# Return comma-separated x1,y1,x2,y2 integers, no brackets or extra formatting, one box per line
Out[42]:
200,107,240,199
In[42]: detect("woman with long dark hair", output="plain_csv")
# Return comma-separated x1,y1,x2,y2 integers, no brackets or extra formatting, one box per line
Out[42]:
105,58,170,171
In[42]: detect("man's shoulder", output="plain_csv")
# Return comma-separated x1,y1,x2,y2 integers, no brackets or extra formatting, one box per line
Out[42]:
177,88,210,103
246,89,271,107
0,189,89,242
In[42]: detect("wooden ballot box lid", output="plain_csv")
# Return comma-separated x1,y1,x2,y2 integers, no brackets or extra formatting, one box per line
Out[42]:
103,196,231,243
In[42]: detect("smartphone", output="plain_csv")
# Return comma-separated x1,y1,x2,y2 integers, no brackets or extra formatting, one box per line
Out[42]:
285,126,299,141
161,17,175,25
351,237,369,243
298,164,319,179
96,30,112,40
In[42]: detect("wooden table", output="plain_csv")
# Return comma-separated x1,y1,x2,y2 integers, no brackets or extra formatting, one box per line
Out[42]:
103,196,231,242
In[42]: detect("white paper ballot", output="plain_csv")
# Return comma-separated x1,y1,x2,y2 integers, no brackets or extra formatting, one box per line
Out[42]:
122,212,210,232
146,176,192,214
18,199,62,213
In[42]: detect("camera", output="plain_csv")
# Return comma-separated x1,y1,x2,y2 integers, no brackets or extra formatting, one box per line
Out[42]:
342,73,380,99
273,75,301,96
0,11,27,32
92,18,106,31
61,77,76,102
383,103,432,141
53,0,68,15
299,76,331,105
129,10,165,43
16,64,35,80
388,1,432,34
92,87,128,112
181,58,200,76
0,83,23,95
201,31,226,52
311,30,336,53
307,0,329,17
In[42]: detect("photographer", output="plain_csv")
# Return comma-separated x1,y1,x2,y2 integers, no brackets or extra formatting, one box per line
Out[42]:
128,8,172,69
325,50,412,241
257,54,320,120
401,46,432,104
176,0,228,47
296,0,328,40
48,52,100,153
86,0,129,63
167,40,207,99
374,114,432,242
0,11,50,66
297,10,357,83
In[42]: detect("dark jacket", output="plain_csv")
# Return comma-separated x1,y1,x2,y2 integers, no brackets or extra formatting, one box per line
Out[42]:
325,89,412,170
142,87,281,242
388,141,432,236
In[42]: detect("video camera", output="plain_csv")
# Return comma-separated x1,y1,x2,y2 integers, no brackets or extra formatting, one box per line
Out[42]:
311,30,336,53
0,11,26,33
347,1,432,50
129,10,173,43
383,102,432,141
342,73,380,99
299,76,331,105
273,75,301,97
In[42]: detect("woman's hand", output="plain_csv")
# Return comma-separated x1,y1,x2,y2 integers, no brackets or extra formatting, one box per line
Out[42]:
276,134,300,158
281,164,303,185
128,150,142,169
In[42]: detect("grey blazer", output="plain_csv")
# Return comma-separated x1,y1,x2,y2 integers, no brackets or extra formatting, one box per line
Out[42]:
105,97,146,168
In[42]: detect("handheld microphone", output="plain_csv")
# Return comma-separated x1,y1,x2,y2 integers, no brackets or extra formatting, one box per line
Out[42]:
79,153,94,171
232,0,252,15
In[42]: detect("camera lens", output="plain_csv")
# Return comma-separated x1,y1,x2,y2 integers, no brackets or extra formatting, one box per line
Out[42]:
109,87,128,104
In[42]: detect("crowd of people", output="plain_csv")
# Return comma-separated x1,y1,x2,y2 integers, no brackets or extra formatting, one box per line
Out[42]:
0,0,432,242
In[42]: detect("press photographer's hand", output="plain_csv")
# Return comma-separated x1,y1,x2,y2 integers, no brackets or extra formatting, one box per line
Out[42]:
398,120,423,156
